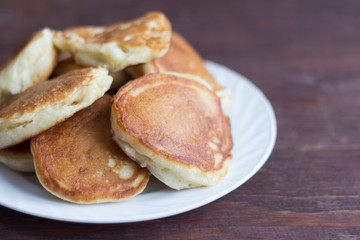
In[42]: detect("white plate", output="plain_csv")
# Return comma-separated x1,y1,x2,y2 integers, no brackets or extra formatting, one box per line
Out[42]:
0,61,277,223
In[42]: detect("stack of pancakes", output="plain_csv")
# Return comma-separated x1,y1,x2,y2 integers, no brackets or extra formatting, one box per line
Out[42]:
0,12,233,204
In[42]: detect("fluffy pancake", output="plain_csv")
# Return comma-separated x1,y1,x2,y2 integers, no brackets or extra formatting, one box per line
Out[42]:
31,94,150,203
0,140,34,172
52,57,131,91
53,11,171,72
126,32,232,110
0,28,58,106
0,67,112,149
111,73,233,190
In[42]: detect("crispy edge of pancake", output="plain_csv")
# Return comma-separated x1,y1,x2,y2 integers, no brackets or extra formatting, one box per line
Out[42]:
111,73,233,190
53,12,172,72
127,63,233,111
0,28,58,106
125,32,233,111
31,95,150,204
111,134,232,190
0,67,113,149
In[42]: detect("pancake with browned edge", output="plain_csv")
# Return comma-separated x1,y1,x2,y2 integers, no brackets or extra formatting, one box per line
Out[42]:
31,94,150,203
0,28,58,106
53,12,171,72
111,73,233,190
0,67,112,149
126,32,232,110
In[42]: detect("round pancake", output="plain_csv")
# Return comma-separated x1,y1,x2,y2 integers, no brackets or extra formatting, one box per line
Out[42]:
126,32,232,110
0,67,112,149
111,73,233,190
31,95,150,203
53,11,172,72
0,140,34,172
52,57,131,91
0,28,58,106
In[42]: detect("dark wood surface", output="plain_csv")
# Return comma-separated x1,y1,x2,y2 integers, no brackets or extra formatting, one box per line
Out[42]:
1,0,360,239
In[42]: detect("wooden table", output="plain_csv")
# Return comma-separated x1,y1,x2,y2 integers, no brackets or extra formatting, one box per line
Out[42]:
1,0,360,239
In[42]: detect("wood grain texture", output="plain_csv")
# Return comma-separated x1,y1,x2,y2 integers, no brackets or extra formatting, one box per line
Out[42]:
1,0,360,239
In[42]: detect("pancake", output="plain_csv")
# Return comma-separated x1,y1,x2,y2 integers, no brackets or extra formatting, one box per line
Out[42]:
52,57,131,91
111,73,233,190
0,28,58,106
53,11,172,72
126,32,232,110
31,94,150,203
0,140,34,172
0,67,112,149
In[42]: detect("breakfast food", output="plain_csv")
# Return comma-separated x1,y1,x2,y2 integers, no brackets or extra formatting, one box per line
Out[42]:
0,11,234,203
111,73,233,190
0,28,58,106
0,141,34,172
0,67,112,149
126,32,232,110
31,95,150,203
52,57,131,91
53,11,172,72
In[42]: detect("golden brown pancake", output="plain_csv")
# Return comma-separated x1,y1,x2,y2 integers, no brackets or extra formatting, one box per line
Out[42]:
0,67,112,149
0,28,58,106
31,94,150,203
0,140,34,172
126,32,232,110
53,11,172,72
111,73,233,190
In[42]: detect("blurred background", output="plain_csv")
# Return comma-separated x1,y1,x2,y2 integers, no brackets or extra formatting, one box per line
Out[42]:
1,0,360,239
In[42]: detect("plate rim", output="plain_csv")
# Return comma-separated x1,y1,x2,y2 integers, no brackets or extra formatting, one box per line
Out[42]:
0,60,277,223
